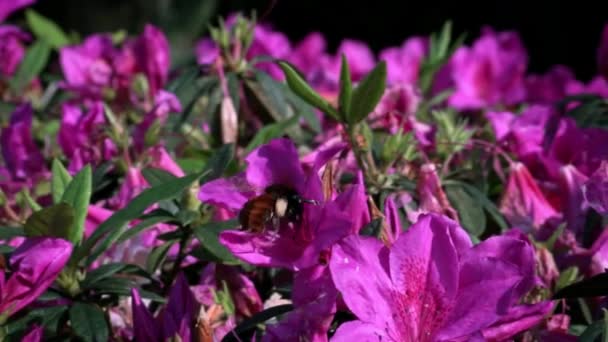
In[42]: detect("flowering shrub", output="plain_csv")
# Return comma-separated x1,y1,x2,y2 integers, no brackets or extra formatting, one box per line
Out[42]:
2,3,608,341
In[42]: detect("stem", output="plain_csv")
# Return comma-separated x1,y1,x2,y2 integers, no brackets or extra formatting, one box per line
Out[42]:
346,123,379,191
165,231,191,294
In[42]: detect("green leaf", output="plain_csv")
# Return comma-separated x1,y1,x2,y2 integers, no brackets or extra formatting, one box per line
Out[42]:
203,143,234,181
51,159,72,204
581,320,604,342
81,263,129,288
0,226,25,240
245,115,299,153
69,302,109,342
5,305,67,336
116,212,175,244
61,165,92,243
146,240,176,273
9,40,51,92
445,184,486,237
555,266,579,292
277,61,340,120
79,171,208,266
347,61,387,124
24,202,74,239
25,10,70,49
192,219,240,264
443,180,508,231
142,167,178,186
221,304,294,342
284,88,321,133
21,189,42,212
338,54,353,118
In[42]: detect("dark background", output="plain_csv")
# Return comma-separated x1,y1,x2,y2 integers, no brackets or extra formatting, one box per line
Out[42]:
29,0,608,80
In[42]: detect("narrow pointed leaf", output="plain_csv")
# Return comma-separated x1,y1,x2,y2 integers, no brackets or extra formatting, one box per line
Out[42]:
338,54,353,118
348,61,387,124
51,159,72,204
278,61,340,120
69,302,109,342
61,165,92,243
25,10,70,49
24,203,74,239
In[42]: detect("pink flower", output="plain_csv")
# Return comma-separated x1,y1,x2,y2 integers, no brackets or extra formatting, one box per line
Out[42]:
193,264,262,319
60,24,171,103
132,273,198,341
380,36,428,86
264,266,337,342
0,0,35,22
132,90,182,153
59,100,117,173
0,238,72,318
0,25,30,77
329,213,538,341
449,28,527,109
0,104,47,181
499,163,560,232
414,163,459,222
199,138,353,270
525,65,575,104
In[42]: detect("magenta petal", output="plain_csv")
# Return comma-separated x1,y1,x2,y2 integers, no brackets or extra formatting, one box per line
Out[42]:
482,301,554,341
1,238,72,317
160,273,198,341
219,230,304,268
329,236,393,326
245,138,305,193
131,289,160,341
21,325,43,342
390,214,460,302
438,257,523,340
583,161,608,215
471,235,536,301
334,174,370,233
199,176,252,212
330,321,389,342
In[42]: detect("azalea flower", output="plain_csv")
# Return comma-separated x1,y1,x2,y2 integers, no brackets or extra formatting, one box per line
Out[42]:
264,265,337,342
199,138,354,270
329,213,540,341
59,24,170,104
0,237,72,319
0,0,34,22
499,162,560,232
0,104,47,189
132,273,198,341
0,26,29,78
58,100,118,173
449,28,527,109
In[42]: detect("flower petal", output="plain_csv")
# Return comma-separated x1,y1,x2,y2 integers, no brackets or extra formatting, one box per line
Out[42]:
330,321,390,342
245,138,305,193
329,235,393,327
438,257,523,340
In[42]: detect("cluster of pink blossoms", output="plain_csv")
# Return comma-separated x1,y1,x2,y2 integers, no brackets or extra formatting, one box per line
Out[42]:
1,1,608,341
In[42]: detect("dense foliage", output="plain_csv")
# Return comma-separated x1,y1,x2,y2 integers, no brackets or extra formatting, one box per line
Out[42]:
2,2,608,341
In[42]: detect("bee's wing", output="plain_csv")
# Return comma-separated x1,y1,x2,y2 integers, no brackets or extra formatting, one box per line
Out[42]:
227,173,262,195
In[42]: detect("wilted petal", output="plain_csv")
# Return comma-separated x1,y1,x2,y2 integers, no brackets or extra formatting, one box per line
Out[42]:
583,161,608,215
416,163,459,221
0,238,72,317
